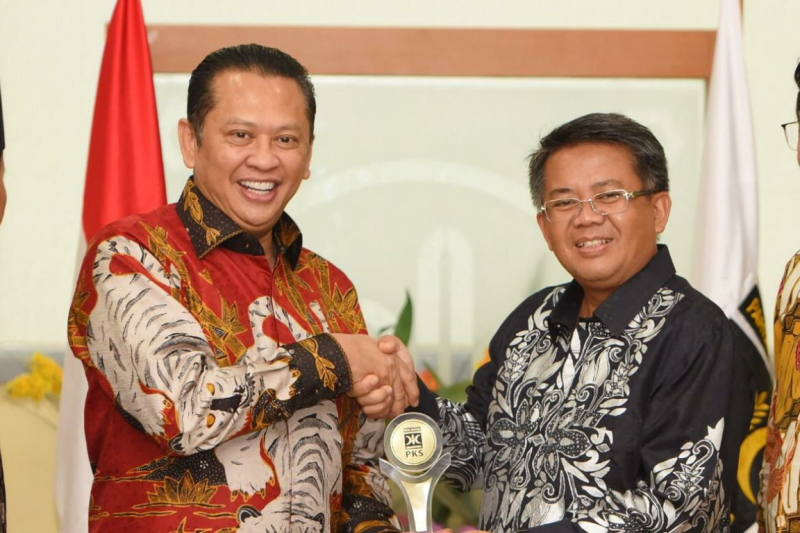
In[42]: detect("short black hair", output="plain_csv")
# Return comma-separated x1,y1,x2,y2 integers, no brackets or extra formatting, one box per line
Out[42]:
187,44,316,144
527,113,669,208
794,61,800,117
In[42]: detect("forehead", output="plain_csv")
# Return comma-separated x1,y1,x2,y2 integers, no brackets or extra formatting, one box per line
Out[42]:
208,70,308,121
543,142,644,194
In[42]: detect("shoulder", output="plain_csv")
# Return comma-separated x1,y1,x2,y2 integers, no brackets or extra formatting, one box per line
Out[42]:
655,275,738,376
778,250,800,295
666,275,730,332
297,248,358,289
507,284,567,321
490,283,569,347
785,248,800,270
88,204,180,250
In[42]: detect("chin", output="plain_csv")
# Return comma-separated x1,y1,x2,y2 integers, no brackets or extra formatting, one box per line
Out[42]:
574,269,618,288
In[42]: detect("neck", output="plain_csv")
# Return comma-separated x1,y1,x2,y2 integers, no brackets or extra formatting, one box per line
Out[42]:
579,289,612,318
260,231,276,269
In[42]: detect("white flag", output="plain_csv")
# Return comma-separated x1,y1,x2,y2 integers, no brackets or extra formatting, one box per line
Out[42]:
55,338,93,533
691,0,771,529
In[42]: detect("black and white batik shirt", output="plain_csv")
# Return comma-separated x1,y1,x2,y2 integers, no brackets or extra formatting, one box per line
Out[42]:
413,246,754,532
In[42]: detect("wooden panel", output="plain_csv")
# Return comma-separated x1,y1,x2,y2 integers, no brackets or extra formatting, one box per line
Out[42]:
148,25,715,80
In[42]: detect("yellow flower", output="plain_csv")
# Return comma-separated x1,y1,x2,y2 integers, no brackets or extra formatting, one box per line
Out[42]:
7,373,49,401
5,352,63,402
29,352,63,395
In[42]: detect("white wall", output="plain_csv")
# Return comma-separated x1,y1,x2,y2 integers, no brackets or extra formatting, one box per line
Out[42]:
156,73,706,383
4,0,796,357
1,0,724,359
745,2,800,339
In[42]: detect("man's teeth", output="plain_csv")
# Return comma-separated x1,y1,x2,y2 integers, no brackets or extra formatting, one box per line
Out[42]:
577,239,611,248
241,181,276,194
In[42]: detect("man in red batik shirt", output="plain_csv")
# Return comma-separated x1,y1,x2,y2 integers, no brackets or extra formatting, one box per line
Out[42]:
68,44,417,532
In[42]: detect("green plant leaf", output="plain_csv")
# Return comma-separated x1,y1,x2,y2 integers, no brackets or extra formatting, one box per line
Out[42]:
376,324,393,336
394,290,413,345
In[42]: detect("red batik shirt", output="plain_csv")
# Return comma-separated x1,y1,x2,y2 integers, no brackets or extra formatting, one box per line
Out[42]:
68,178,399,532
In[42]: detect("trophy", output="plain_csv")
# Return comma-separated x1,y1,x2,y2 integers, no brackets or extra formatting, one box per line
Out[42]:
380,413,452,533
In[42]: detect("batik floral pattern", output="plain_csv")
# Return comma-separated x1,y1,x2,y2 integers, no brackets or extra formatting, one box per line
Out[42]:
437,286,731,532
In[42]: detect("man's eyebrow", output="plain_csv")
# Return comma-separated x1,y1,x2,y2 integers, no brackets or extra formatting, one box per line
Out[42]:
224,118,258,128
592,179,623,189
547,179,624,197
223,119,304,131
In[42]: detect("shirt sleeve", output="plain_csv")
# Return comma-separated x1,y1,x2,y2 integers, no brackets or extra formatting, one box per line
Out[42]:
409,292,549,495
328,290,399,532
68,234,353,456
573,317,753,532
340,410,401,532
758,253,800,530
410,345,500,493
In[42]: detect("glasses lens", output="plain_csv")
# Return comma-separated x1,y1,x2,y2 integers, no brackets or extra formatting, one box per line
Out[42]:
784,122,799,151
592,190,629,215
544,198,579,222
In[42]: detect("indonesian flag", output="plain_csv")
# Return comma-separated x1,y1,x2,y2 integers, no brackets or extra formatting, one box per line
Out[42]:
691,0,771,530
55,0,166,530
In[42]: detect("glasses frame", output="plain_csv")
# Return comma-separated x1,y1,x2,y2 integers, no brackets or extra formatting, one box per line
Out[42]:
539,188,653,223
781,120,798,151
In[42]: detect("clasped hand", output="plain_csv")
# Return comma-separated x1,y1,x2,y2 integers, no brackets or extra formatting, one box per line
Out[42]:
333,333,419,418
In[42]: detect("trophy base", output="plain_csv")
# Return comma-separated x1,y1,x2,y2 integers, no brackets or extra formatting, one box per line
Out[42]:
380,452,451,533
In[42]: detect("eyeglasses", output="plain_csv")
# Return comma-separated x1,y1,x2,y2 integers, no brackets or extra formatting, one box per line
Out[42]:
781,120,798,151
539,188,653,223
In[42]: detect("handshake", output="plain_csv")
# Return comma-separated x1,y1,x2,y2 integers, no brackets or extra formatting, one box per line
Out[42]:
332,333,420,419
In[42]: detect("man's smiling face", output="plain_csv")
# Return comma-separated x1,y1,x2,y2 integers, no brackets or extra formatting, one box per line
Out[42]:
537,142,671,297
179,70,313,245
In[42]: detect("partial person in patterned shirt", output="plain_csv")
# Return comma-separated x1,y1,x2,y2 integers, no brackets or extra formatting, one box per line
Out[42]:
758,63,800,532
0,84,6,225
0,82,7,533
68,44,419,532
373,113,755,532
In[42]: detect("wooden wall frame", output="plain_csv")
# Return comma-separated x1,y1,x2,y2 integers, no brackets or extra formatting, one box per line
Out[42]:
147,26,715,81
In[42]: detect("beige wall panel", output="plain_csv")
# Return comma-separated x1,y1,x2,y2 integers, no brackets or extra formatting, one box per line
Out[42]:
156,74,705,380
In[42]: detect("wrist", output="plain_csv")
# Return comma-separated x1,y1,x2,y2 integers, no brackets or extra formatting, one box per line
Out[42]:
326,333,354,389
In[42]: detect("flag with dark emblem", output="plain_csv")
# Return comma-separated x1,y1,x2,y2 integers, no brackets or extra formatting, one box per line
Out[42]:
691,0,771,530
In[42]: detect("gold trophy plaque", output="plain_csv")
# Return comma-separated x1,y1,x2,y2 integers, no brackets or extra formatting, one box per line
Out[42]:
380,413,452,533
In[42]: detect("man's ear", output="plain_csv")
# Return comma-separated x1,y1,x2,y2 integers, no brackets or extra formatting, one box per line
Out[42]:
652,192,672,234
303,137,314,180
537,211,554,251
178,119,198,170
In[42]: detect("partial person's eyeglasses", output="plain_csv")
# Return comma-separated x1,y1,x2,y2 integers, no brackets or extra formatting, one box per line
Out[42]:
539,189,653,223
781,120,798,151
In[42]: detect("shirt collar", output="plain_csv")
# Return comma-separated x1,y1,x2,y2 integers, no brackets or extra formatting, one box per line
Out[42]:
548,244,676,338
177,177,303,269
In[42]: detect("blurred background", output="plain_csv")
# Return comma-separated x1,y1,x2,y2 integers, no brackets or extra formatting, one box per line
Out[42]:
0,0,797,530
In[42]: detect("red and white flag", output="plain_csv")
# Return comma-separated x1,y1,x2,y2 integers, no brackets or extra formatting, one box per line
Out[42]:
56,0,166,530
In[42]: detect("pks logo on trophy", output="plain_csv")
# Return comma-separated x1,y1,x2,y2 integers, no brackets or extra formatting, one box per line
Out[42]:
380,413,452,533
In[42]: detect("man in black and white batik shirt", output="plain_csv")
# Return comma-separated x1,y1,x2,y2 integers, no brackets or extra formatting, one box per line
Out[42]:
407,114,755,532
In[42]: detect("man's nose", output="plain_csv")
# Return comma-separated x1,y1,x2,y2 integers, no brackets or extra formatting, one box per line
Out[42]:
246,138,280,170
573,199,605,225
